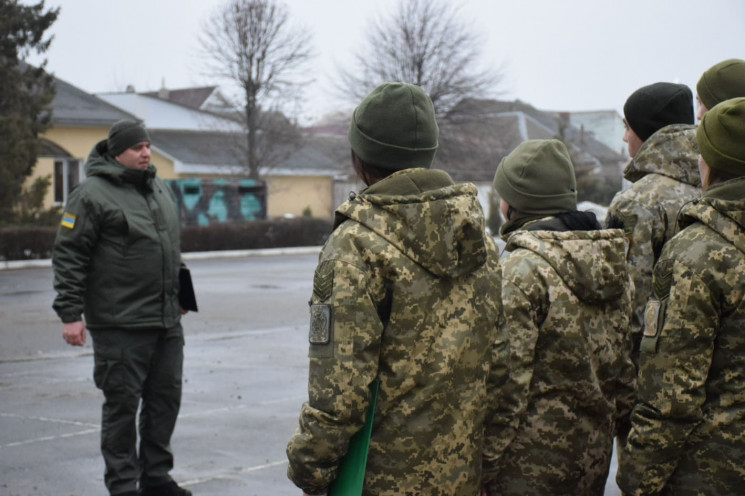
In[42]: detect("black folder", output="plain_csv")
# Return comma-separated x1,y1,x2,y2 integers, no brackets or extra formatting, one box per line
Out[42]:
179,267,198,312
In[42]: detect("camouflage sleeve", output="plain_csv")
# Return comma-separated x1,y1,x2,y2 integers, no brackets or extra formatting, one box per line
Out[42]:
617,257,717,495
606,196,666,363
612,278,637,444
482,252,546,483
286,258,384,494
52,188,100,323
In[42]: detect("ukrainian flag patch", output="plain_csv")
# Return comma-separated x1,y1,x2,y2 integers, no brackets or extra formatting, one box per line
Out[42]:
61,212,76,229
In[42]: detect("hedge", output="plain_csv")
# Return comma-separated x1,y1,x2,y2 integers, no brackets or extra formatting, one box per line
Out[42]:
0,217,333,261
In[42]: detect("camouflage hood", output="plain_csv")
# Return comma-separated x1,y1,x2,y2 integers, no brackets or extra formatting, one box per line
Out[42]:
335,168,487,278
505,228,628,303
623,124,700,187
679,176,745,256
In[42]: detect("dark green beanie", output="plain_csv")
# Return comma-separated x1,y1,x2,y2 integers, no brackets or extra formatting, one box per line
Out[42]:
624,82,694,141
697,59,745,110
493,139,577,215
697,97,745,178
348,82,438,170
108,120,150,157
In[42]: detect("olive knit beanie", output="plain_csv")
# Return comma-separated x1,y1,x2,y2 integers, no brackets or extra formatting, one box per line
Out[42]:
108,120,150,157
697,59,745,110
624,82,694,142
696,97,745,178
348,82,438,170
493,139,577,215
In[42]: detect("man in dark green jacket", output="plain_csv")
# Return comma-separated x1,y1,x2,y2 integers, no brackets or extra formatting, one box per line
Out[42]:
52,120,191,496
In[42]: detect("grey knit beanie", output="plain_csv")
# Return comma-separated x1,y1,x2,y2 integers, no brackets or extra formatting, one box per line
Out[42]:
108,120,150,157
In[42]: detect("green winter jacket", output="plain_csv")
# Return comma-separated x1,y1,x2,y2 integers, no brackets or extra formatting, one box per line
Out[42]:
52,140,182,330
618,176,745,495
483,218,635,496
286,168,502,496
605,124,700,366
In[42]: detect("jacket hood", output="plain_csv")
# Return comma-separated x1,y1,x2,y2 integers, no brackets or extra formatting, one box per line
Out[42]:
505,228,629,303
623,124,700,186
84,139,157,188
679,176,745,256
335,168,488,278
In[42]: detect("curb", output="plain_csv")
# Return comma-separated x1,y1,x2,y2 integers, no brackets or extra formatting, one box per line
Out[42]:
0,246,322,271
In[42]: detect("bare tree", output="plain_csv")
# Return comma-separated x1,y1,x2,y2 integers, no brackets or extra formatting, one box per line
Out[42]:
200,0,313,179
338,0,502,115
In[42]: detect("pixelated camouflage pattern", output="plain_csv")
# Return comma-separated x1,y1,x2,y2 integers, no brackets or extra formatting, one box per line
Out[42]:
618,177,745,496
483,222,635,496
605,124,701,367
286,168,502,496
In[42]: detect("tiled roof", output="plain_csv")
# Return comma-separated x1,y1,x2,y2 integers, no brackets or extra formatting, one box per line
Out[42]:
141,86,218,110
50,76,137,126
148,130,348,175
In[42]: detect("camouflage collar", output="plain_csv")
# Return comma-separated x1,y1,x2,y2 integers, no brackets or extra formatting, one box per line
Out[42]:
623,124,700,186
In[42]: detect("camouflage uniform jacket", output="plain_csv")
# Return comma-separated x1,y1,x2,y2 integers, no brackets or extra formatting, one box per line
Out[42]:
617,177,745,495
605,124,700,364
286,168,502,496
483,219,635,496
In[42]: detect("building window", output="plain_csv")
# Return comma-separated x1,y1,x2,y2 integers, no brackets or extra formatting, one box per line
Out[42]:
54,159,82,205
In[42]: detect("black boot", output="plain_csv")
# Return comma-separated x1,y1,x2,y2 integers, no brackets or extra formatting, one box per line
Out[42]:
139,480,192,496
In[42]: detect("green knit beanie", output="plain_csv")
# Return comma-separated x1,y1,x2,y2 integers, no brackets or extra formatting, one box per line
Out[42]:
697,97,745,177
493,139,577,215
348,82,438,170
697,59,745,110
108,119,150,157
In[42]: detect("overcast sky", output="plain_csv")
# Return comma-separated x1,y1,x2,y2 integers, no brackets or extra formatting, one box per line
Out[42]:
25,0,745,124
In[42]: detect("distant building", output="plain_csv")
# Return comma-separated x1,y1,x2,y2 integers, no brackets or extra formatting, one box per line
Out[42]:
552,109,627,158
30,75,139,209
28,79,626,225
437,98,626,213
99,86,353,220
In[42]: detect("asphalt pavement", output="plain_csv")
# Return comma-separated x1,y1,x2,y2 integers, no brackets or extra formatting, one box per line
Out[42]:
0,248,621,496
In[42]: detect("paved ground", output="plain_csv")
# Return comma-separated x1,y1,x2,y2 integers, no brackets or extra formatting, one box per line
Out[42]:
0,250,621,496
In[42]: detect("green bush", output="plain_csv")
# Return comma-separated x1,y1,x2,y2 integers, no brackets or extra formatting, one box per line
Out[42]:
0,217,333,261
180,217,332,252
0,227,57,260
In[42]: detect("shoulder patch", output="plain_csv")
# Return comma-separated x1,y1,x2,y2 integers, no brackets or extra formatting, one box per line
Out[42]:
60,212,77,229
313,267,333,302
643,299,661,338
653,263,673,299
309,304,332,345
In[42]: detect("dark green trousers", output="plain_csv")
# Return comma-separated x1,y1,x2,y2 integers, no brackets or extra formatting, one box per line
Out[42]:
90,324,184,495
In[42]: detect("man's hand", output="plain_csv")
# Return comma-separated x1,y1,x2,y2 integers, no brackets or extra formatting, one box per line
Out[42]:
63,321,86,346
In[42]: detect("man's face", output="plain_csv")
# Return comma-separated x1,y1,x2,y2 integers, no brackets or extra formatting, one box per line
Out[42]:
500,199,510,221
698,155,711,190
696,94,709,121
623,119,644,158
115,141,151,169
